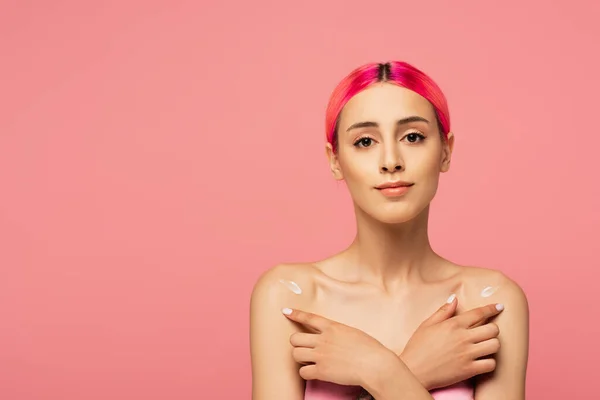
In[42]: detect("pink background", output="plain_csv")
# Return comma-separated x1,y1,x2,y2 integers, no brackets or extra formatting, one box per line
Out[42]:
1,1,598,399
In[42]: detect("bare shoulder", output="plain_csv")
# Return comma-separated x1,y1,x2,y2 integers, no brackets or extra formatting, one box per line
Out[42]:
458,268,530,396
250,263,318,343
457,266,529,315
249,263,321,399
250,263,319,310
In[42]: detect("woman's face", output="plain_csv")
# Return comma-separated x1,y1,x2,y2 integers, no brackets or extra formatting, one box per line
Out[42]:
327,83,454,224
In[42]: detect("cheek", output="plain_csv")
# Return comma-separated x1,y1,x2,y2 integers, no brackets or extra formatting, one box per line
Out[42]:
339,153,375,185
407,153,442,198
408,151,441,178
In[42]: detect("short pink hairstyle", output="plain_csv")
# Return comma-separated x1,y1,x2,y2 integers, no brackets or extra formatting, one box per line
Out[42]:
325,61,451,151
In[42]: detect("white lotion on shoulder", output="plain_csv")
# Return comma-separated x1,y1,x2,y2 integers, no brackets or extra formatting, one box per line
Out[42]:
480,286,499,298
279,279,302,295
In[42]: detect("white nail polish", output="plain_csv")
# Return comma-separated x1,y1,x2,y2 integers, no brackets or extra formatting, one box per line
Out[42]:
282,308,292,315
446,294,456,304
496,304,504,311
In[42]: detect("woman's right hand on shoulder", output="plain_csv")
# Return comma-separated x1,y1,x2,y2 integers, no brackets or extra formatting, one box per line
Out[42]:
400,295,504,391
250,264,309,400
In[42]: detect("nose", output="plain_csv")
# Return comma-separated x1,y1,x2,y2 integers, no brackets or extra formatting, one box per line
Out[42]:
381,162,403,172
380,144,404,173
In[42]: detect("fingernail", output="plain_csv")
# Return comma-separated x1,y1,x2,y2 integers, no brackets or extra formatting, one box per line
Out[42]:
446,294,456,304
496,304,504,311
282,308,292,315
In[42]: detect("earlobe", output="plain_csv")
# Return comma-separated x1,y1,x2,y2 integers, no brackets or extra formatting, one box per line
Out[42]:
325,143,344,180
332,167,343,180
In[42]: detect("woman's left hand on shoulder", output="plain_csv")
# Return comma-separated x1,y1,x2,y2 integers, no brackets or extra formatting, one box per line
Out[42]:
281,307,398,387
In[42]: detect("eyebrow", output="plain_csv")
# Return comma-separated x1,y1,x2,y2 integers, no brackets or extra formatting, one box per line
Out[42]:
345,116,430,132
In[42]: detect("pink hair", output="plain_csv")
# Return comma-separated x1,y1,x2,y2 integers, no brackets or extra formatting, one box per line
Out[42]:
325,61,451,150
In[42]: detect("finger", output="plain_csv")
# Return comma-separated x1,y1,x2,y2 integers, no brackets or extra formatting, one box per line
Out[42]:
470,357,497,375
470,309,497,329
298,364,319,381
421,294,459,327
290,332,318,348
455,303,504,328
282,308,330,332
292,347,316,365
470,338,501,359
469,322,500,343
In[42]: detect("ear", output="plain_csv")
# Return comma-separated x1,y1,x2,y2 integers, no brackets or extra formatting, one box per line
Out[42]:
440,131,455,173
325,143,344,180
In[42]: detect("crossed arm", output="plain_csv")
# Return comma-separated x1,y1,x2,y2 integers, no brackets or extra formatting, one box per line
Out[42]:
250,272,430,400
250,268,529,400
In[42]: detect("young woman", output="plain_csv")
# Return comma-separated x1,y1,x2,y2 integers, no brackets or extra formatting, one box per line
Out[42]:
250,61,529,400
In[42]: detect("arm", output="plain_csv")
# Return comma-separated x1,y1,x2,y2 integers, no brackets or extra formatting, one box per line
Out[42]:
282,307,435,400
250,266,305,400
362,355,435,400
474,279,529,400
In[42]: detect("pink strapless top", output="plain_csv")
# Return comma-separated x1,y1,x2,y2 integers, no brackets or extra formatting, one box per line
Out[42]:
305,380,474,399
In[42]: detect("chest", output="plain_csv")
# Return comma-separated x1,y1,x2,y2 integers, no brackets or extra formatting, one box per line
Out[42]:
313,292,447,355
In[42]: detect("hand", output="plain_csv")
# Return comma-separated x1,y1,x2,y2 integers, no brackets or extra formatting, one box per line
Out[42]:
282,308,398,387
400,296,505,391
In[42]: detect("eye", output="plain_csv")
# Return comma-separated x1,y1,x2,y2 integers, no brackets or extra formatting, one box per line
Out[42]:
354,137,374,148
403,132,426,143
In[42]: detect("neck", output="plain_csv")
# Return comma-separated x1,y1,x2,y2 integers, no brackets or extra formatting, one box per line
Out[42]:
343,204,440,290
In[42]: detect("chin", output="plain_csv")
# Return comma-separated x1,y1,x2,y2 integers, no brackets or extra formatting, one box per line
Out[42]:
369,208,420,225
375,213,417,225
365,201,430,225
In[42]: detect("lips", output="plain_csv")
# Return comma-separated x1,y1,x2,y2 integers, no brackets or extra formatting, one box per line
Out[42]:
375,181,414,197
375,181,414,190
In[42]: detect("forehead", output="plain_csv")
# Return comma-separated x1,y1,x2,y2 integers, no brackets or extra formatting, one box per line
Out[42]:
338,83,436,128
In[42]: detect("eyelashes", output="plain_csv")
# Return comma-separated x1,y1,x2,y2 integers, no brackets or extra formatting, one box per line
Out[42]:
404,132,426,143
353,137,374,148
352,132,426,148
